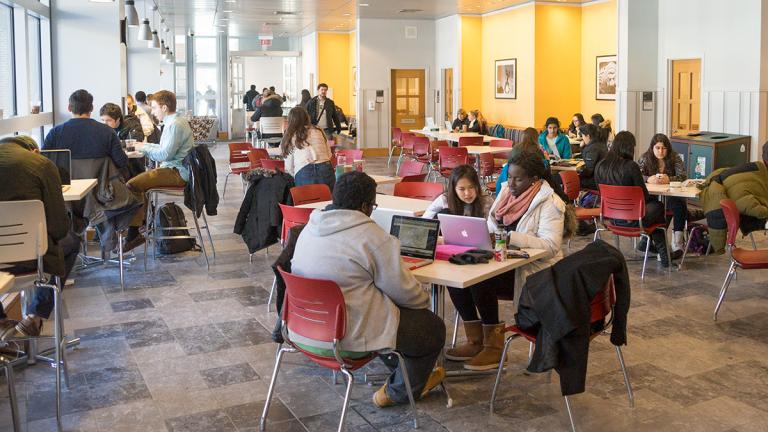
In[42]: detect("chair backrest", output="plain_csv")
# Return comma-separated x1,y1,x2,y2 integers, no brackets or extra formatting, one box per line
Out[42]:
720,198,741,248
458,136,484,147
393,182,444,201
559,171,581,202
290,184,332,206
248,148,271,168
261,159,285,172
392,127,402,144
336,149,363,161
490,139,513,148
259,116,284,134
401,174,428,182
590,275,616,324
401,133,416,150
412,137,431,156
0,200,47,265
597,184,645,223
278,266,347,343
435,140,450,148
228,142,252,161
278,203,314,241
398,160,426,178
439,147,469,170
478,152,496,177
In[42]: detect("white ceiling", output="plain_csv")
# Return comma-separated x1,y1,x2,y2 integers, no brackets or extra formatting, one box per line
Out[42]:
152,0,589,38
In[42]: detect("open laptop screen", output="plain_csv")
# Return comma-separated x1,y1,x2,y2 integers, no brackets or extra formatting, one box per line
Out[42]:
40,149,72,185
390,215,439,260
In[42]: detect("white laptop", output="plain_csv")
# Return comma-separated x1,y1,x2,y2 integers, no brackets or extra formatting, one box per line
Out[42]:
437,214,494,250
424,117,437,130
444,120,452,130
390,215,440,270
371,208,415,232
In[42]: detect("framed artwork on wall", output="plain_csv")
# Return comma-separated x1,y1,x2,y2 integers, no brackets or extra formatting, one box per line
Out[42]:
495,58,516,99
596,55,617,100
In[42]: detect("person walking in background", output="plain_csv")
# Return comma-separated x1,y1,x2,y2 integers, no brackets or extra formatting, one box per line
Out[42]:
306,83,341,139
243,85,259,110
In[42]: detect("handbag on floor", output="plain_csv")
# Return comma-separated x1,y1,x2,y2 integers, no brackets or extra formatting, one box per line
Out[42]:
154,202,197,255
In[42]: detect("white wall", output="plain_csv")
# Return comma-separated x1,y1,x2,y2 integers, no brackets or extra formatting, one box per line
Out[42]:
52,0,125,123
435,15,460,126
358,18,436,149
243,56,284,92
656,0,767,160
127,46,175,96
300,32,318,94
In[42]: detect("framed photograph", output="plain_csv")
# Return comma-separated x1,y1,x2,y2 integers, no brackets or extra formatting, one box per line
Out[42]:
596,55,617,100
495,58,516,99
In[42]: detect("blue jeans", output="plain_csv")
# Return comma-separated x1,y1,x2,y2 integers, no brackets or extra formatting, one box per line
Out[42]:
294,162,335,192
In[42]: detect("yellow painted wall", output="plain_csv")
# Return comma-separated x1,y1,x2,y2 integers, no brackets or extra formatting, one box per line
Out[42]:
534,4,582,128
460,16,483,114
480,6,536,127
348,31,357,116
317,33,350,113
580,0,617,126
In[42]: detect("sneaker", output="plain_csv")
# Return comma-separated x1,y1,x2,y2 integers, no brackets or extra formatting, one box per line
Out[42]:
420,367,446,399
0,319,19,341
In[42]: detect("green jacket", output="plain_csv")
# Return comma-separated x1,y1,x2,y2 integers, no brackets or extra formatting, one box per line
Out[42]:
0,144,70,276
700,161,768,219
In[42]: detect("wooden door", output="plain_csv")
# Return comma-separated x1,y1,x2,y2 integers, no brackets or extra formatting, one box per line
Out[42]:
443,68,453,122
670,59,701,135
391,69,425,130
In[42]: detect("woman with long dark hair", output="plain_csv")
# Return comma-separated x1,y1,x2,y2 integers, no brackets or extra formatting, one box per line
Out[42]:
591,113,613,143
595,131,675,266
568,113,586,138
578,123,608,190
281,106,334,190
298,89,312,107
423,165,491,219
638,133,688,255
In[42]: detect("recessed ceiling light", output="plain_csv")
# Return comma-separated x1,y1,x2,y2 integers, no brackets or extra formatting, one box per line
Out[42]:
343,13,351,16
359,3,369,6
398,9,423,13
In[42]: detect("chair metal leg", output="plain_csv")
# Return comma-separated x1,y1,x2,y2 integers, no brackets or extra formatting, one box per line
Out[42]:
593,228,604,242
661,228,671,275
750,232,758,250
490,335,516,414
450,311,460,348
201,212,216,260
260,345,287,431
713,261,737,321
222,172,231,198
387,146,396,167
191,213,210,270
640,233,651,280
615,346,634,408
267,276,277,313
679,225,697,270
564,395,576,432
118,231,125,293
527,341,534,364
337,367,355,432
391,351,419,429
52,282,63,431
4,363,21,432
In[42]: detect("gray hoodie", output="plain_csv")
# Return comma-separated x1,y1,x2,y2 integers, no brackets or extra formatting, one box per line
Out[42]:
291,209,429,352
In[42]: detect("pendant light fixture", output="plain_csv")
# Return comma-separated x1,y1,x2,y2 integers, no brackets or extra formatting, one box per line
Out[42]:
138,1,152,41
150,6,160,48
125,0,139,27
160,40,167,55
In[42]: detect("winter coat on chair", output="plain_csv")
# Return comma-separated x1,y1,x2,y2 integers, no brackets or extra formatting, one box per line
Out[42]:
233,168,295,253
183,145,219,218
515,239,630,396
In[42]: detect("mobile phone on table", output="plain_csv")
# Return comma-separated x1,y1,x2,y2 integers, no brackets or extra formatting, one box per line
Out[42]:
506,250,529,259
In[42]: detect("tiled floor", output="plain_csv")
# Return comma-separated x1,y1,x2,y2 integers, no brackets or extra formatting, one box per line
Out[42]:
2,144,768,431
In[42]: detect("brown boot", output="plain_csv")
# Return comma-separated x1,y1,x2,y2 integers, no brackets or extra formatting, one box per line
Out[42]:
445,320,483,361
463,322,507,371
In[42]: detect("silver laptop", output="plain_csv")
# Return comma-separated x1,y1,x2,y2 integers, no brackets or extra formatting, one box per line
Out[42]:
424,117,436,130
371,208,415,232
390,215,440,270
40,149,72,186
444,120,452,130
437,214,493,250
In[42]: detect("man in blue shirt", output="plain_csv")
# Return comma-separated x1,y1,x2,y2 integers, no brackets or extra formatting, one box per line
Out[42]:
42,89,128,170
124,90,194,250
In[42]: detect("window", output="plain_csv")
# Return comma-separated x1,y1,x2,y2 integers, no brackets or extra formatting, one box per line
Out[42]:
174,34,185,63
228,37,239,52
0,4,14,117
194,37,216,63
27,14,41,112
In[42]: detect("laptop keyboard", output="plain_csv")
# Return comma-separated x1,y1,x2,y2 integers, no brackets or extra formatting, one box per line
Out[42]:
402,256,423,264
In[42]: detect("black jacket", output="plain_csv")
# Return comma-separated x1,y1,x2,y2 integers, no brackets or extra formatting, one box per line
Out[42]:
117,115,145,142
467,120,488,135
306,96,341,133
243,89,259,110
233,169,295,253
578,140,608,190
251,95,284,122
515,240,630,396
595,156,650,201
452,117,469,131
183,145,219,218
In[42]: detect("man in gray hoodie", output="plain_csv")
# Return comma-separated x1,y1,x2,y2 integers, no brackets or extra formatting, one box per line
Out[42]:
291,171,445,407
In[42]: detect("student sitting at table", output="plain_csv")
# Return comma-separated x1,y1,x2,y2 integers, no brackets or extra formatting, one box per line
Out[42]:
423,165,493,219
100,103,145,143
467,110,488,135
291,171,446,407
638,133,689,257
127,95,160,143
0,136,81,339
124,90,194,251
498,128,570,203
42,89,128,171
578,123,609,191
591,113,613,143
595,131,675,266
463,150,567,369
538,117,572,159
568,113,586,139
452,109,469,132
281,106,335,191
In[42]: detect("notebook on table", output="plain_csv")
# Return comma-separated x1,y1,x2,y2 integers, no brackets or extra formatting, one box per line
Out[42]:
437,214,493,250
390,215,440,270
40,149,72,189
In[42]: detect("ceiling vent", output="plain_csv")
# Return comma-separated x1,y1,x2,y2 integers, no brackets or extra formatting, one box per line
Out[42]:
398,9,423,13
404,25,417,39
274,11,297,16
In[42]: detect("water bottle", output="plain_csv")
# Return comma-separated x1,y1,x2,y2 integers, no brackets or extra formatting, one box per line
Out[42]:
494,229,507,262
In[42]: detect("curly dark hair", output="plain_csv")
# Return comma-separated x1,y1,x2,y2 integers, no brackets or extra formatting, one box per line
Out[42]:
508,148,548,181
578,123,599,142
446,165,484,217
99,103,124,123
332,171,377,211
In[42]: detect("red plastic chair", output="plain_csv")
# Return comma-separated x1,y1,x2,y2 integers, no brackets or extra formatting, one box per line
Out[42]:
713,199,768,320
458,136,484,147
223,142,253,197
388,127,403,167
412,137,432,162
398,160,427,178
560,171,600,220
260,267,419,431
247,148,270,169
396,133,416,172
438,147,469,180
336,149,363,162
490,276,634,432
290,184,332,206
594,184,670,280
394,182,444,201
489,139,513,148
261,159,285,172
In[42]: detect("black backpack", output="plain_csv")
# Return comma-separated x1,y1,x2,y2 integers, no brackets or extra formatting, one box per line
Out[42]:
154,202,197,255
